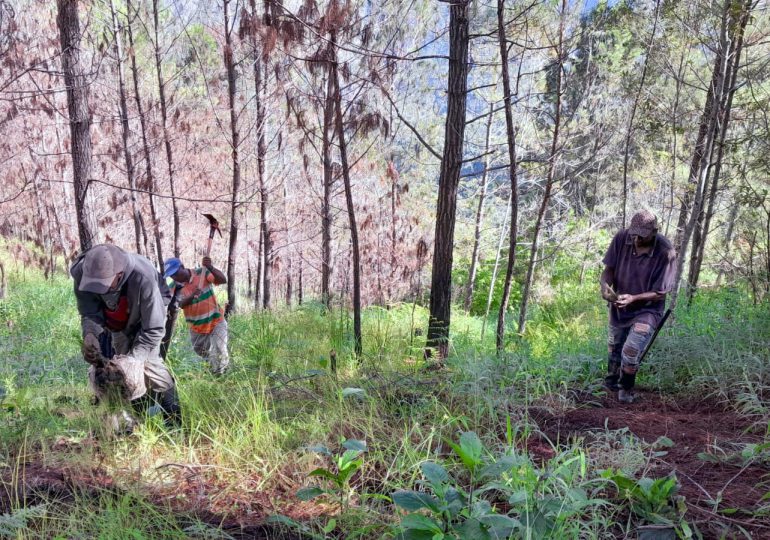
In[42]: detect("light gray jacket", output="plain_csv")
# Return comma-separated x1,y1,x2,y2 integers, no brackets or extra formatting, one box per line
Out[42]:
70,250,170,362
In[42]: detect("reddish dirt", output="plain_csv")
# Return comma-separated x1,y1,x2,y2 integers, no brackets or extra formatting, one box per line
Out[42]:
530,390,770,538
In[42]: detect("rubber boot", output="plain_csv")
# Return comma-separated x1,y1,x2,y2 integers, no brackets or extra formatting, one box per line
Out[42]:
618,372,637,403
157,385,182,428
605,359,621,390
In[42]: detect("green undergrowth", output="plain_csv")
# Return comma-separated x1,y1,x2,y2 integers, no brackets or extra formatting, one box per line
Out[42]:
0,259,768,538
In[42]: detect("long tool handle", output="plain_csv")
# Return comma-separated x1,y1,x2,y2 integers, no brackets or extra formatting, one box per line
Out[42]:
638,308,672,365
198,231,215,290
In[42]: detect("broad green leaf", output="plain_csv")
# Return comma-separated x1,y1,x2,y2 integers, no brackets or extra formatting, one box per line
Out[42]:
308,468,337,481
479,455,524,479
421,461,450,487
401,513,443,533
392,490,440,512
296,486,325,501
460,432,484,463
455,517,491,540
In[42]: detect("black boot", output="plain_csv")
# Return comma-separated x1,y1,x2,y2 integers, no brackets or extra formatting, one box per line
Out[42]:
618,372,637,403
157,385,182,428
605,359,621,390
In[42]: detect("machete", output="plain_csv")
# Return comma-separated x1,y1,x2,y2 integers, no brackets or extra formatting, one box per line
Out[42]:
637,308,672,365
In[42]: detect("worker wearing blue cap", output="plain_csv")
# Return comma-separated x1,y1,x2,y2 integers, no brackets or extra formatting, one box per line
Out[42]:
164,256,229,375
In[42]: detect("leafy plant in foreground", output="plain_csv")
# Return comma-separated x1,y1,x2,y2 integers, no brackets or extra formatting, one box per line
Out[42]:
392,431,603,539
297,439,367,511
602,470,692,538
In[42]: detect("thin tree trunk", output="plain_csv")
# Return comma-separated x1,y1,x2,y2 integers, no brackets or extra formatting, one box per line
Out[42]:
110,0,146,255
715,190,741,286
426,0,471,359
495,0,521,354
331,31,362,357
223,0,241,316
298,250,303,305
687,4,747,302
464,103,494,312
671,0,749,309
249,0,271,309
518,0,565,335
321,71,335,310
126,0,163,268
621,0,660,228
56,0,95,252
152,0,180,257
481,193,510,340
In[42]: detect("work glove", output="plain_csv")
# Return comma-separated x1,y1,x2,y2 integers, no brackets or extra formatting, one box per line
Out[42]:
202,256,213,269
82,333,104,366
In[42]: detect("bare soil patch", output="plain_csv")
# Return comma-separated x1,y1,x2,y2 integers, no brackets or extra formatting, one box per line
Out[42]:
531,390,770,538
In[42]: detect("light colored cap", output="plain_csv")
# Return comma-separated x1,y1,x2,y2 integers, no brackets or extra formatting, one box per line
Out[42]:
78,244,128,294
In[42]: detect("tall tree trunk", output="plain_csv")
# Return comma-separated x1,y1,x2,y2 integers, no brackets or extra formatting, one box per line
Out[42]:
110,0,146,255
126,0,163,269
56,0,95,252
223,0,241,316
495,0,521,354
283,180,293,307
426,0,471,360
152,0,180,257
248,0,271,309
620,0,660,227
518,0,565,335
463,103,494,312
321,71,335,310
671,0,749,309
331,32,362,357
686,4,747,302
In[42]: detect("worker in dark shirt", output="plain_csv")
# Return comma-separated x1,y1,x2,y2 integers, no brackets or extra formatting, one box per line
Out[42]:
600,210,677,403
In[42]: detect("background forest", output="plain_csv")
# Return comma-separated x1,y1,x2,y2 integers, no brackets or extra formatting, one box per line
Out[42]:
0,0,769,538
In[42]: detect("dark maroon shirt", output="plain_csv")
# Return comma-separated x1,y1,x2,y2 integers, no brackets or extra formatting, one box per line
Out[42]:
602,230,677,328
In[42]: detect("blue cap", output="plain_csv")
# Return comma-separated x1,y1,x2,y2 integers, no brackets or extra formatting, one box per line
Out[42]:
163,257,183,279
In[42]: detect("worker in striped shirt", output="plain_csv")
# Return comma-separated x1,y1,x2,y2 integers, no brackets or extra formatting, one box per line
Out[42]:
164,256,229,375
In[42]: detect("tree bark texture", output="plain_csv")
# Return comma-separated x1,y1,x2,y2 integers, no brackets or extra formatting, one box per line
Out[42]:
223,0,241,316
686,1,748,302
56,0,95,252
671,0,750,309
495,0,521,354
426,0,471,359
320,67,335,311
331,32,362,357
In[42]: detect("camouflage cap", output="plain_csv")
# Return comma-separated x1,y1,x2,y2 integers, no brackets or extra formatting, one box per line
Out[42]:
628,210,658,237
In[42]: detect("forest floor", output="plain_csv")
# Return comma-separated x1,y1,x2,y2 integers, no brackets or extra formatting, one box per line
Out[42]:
1,254,768,538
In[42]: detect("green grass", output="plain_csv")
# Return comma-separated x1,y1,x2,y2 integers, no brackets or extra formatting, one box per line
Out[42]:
0,258,768,538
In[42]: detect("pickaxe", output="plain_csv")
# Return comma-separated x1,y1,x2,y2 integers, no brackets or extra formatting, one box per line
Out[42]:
202,213,222,258
198,213,222,289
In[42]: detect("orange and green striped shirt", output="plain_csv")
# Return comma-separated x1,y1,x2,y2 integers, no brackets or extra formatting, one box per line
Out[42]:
173,268,223,334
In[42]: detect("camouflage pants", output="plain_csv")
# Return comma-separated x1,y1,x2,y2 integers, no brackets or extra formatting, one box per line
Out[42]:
606,321,654,390
189,319,229,375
